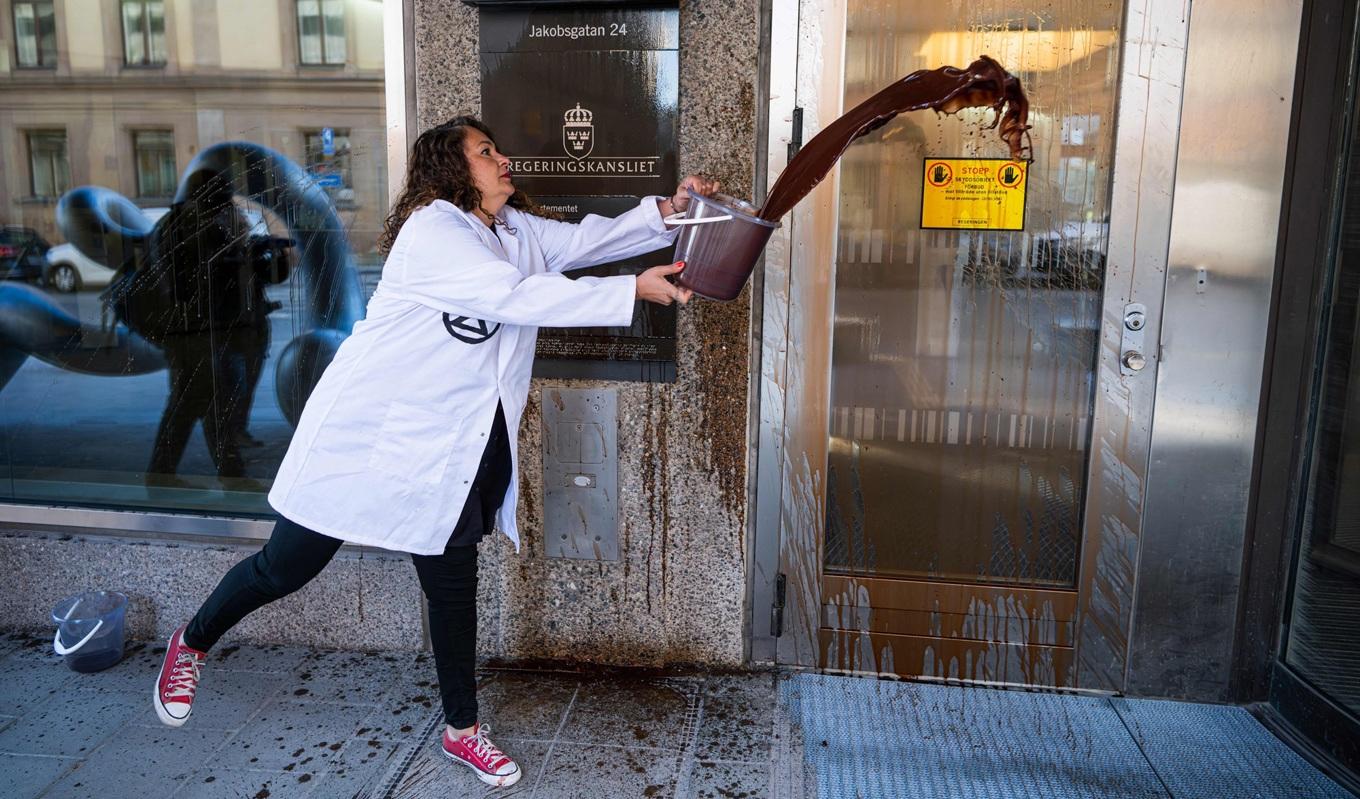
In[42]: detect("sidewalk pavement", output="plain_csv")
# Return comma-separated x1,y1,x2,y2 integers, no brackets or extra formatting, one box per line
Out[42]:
2,630,1354,799
0,631,801,798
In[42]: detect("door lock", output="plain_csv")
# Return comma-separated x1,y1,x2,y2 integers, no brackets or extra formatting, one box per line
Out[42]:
1120,303,1148,376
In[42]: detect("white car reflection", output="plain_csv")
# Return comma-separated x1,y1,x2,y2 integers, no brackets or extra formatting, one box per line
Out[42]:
43,206,268,293
43,207,168,293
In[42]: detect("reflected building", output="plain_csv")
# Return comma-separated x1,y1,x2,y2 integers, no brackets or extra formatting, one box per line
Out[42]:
0,0,386,253
0,0,384,515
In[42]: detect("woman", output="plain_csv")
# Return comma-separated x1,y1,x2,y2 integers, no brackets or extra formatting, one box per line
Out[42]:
153,115,717,788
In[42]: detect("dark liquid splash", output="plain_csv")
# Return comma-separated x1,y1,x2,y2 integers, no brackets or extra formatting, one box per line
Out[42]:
759,55,1031,222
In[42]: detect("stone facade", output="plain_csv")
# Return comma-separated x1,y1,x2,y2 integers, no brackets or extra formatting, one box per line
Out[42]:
415,0,761,667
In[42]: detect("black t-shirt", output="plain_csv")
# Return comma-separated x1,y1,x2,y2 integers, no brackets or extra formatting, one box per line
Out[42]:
445,401,513,548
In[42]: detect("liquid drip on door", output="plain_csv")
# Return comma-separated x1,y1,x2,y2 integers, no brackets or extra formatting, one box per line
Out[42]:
759,55,1030,222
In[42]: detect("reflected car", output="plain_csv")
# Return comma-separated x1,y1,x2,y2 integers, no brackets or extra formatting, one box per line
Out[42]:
0,226,52,284
43,205,271,293
42,206,272,293
43,207,170,293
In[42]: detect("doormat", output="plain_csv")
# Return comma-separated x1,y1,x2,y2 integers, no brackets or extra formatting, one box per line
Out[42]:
780,673,1354,799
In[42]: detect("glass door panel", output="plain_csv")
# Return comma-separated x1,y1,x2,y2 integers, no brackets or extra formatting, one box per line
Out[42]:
824,1,1123,590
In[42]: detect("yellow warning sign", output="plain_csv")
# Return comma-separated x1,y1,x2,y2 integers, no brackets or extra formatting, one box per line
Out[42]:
920,158,1027,231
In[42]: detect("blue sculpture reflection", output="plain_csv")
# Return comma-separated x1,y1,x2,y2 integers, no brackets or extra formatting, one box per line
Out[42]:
0,141,365,445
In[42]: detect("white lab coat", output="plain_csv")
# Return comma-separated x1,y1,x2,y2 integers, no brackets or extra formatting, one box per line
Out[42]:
268,196,679,554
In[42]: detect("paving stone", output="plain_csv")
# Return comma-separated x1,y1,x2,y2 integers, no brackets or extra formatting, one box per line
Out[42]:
169,669,287,731
684,759,772,799
0,633,63,665
288,649,410,705
0,631,33,660
208,699,372,772
474,671,579,742
355,695,443,743
695,673,778,763
206,642,312,674
175,768,304,799
0,686,143,756
558,677,694,751
532,743,680,799
0,648,76,716
0,752,79,799
304,736,405,796
39,723,226,797
387,737,549,798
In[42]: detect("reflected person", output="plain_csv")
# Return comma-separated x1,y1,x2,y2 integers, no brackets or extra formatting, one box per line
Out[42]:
143,171,283,491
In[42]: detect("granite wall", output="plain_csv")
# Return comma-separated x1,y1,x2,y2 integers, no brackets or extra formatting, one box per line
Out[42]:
0,531,426,652
415,0,761,668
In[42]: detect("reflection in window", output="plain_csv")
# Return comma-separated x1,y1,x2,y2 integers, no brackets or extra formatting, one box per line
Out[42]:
1,0,386,519
14,1,57,68
27,131,69,198
134,131,177,199
122,0,166,66
297,0,346,65
304,129,354,194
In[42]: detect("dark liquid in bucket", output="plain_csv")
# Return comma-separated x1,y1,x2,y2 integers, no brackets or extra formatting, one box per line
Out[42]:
67,648,123,673
759,55,1030,222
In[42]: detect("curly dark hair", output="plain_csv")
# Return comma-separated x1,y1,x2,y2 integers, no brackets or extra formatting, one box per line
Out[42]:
378,116,553,254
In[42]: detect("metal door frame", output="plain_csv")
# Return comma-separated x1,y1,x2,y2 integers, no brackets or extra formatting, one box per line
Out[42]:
750,0,1195,690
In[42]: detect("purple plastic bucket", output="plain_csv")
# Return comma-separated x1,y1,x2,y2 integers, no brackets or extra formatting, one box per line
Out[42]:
668,191,780,301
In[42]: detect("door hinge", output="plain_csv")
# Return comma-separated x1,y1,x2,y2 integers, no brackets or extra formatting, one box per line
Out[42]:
787,107,804,161
770,573,787,638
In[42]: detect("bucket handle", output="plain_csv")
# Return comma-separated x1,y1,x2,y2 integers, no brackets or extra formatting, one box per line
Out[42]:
53,620,103,656
663,212,734,226
53,603,104,656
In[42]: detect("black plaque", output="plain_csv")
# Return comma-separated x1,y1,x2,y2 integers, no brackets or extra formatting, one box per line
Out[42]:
479,4,679,382
481,50,677,198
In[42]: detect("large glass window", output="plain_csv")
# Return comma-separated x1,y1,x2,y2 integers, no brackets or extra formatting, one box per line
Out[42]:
121,0,166,66
0,0,387,518
27,131,70,198
296,0,346,66
14,1,57,68
133,131,177,199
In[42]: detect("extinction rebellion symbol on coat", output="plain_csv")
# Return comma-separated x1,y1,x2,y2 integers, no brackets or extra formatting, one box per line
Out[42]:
443,314,502,344
563,104,594,160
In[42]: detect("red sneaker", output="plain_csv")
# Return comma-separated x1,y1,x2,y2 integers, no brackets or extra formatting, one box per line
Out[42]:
153,625,206,727
442,723,522,787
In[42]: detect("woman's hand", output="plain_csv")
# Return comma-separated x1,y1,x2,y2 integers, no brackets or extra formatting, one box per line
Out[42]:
636,261,694,306
660,175,721,217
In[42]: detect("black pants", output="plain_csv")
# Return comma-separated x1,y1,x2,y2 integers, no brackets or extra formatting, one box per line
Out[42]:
184,404,512,729
149,329,253,479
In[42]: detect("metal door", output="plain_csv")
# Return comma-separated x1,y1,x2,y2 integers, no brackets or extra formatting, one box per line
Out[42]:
752,0,1194,691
